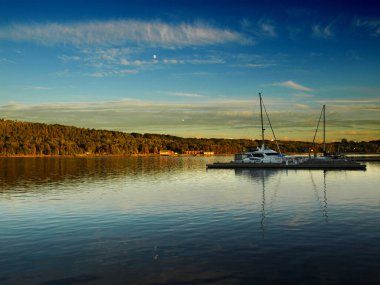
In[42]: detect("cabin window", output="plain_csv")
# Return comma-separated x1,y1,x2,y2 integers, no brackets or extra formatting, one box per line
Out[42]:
253,154,264,158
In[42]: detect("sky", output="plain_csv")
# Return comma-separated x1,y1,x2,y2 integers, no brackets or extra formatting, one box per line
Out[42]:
0,0,379,142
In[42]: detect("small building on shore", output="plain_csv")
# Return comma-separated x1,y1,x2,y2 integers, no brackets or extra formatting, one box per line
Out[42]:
159,150,175,156
183,150,214,156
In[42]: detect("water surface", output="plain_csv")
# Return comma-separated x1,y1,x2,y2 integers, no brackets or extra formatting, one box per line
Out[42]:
1,157,379,284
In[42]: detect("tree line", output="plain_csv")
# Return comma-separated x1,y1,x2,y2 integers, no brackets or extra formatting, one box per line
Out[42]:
0,119,379,156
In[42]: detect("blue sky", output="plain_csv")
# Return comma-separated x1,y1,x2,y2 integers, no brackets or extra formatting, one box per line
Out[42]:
0,0,379,141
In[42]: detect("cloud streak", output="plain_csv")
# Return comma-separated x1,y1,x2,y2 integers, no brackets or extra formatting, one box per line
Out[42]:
90,69,137,78
170,92,207,98
312,24,334,39
258,19,277,37
25,86,51,90
0,58,16,64
273,80,313,92
353,18,380,37
0,20,251,48
56,46,228,77
240,18,276,38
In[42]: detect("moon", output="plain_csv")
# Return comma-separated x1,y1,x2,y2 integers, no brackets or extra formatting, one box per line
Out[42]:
153,54,157,60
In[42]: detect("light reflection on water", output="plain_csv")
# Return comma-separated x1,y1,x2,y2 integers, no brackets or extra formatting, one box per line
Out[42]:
0,157,379,285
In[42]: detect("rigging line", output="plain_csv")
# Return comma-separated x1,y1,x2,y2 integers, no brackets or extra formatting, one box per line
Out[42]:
310,106,324,157
261,99,281,154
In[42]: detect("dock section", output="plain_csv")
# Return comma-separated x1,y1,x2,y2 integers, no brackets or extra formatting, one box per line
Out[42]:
207,159,367,170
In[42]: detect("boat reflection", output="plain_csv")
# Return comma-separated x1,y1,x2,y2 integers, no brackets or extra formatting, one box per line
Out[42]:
235,169,283,235
234,169,330,234
234,168,282,182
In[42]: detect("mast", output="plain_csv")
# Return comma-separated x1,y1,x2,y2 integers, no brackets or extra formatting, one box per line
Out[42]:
323,105,326,154
259,92,265,147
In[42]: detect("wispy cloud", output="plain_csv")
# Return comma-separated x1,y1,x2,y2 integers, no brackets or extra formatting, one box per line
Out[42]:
258,19,277,37
240,18,252,31
241,63,274,68
169,92,207,98
293,93,314,98
120,58,156,67
160,57,225,65
317,98,380,104
54,69,70,77
0,58,16,64
353,18,380,37
57,55,81,63
163,59,183,64
294,104,311,110
273,80,313,92
312,24,334,39
0,20,251,48
57,45,228,77
119,57,223,67
89,69,137,78
187,58,225,64
240,18,276,38
25,86,51,90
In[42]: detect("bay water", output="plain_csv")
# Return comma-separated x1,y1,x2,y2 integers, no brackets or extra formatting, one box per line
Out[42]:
1,156,379,284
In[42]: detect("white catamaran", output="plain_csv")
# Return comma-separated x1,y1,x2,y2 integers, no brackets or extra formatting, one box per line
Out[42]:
234,93,297,164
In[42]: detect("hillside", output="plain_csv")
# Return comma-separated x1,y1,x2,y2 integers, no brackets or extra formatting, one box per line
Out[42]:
0,119,254,156
0,119,379,156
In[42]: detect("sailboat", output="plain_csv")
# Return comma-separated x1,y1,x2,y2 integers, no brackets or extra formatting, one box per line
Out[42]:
302,104,366,167
234,93,287,164
310,105,342,159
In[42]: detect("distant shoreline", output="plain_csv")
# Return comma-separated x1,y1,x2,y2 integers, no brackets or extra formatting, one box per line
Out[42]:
1,153,379,158
0,153,227,158
1,119,379,157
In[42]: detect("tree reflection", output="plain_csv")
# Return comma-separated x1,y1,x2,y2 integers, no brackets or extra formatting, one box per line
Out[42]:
0,156,204,193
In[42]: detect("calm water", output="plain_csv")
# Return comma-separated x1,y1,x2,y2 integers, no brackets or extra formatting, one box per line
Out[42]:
0,156,379,285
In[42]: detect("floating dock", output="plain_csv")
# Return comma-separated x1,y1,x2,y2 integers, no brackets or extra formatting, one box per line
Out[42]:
346,156,380,162
207,159,367,170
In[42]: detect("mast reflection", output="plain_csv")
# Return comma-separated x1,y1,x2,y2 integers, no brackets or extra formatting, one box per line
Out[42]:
235,169,331,233
309,170,329,223
235,169,283,236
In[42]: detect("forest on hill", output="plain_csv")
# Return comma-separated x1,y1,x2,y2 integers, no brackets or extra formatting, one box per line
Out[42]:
0,119,379,156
